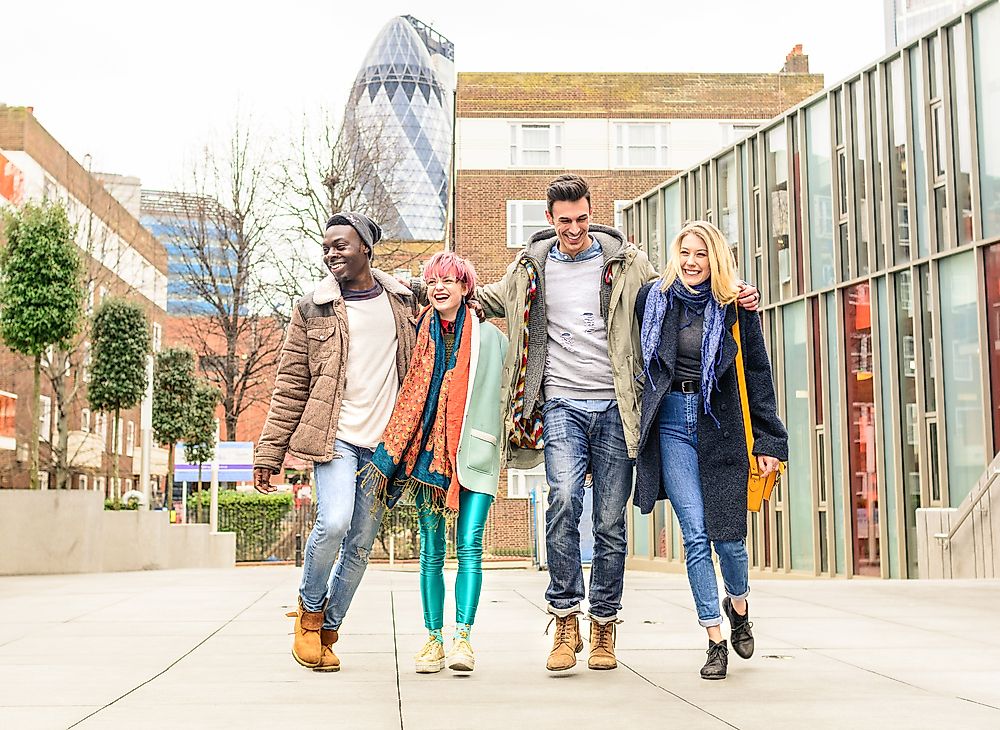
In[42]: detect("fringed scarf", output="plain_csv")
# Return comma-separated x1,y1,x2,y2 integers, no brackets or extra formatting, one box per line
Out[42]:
641,278,727,426
361,304,473,514
509,259,544,449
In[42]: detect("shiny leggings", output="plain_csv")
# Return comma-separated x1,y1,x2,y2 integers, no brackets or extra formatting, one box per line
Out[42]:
417,489,494,630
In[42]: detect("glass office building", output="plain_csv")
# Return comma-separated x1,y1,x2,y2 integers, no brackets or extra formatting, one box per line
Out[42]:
346,16,455,241
623,0,1000,578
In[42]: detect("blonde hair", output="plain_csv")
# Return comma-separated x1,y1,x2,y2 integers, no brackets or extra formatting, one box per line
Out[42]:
659,220,741,305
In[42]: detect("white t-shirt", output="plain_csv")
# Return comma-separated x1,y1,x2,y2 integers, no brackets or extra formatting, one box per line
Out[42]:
336,291,399,449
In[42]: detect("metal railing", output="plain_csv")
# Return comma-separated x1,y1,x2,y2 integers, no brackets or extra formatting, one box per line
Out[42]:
933,453,1000,544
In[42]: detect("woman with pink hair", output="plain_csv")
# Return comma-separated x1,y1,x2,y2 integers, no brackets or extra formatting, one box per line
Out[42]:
362,251,507,674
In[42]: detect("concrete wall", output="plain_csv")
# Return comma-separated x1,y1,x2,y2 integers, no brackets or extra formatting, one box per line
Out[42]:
917,462,1000,579
0,490,235,575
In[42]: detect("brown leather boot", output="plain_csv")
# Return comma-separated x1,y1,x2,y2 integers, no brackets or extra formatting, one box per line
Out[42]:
313,629,340,673
588,620,618,670
546,614,583,672
290,597,324,667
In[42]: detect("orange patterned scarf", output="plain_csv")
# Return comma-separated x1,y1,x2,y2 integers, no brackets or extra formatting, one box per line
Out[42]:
361,304,472,513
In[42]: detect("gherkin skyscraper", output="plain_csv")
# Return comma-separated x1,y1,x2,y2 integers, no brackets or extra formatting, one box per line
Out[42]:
346,15,455,241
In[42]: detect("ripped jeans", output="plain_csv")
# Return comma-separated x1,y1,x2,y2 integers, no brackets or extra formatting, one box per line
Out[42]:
299,439,384,631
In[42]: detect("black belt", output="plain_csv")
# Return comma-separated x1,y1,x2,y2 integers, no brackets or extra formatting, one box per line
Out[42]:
671,379,698,394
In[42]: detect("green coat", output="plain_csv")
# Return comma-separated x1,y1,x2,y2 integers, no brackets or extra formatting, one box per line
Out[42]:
455,318,509,496
476,225,658,468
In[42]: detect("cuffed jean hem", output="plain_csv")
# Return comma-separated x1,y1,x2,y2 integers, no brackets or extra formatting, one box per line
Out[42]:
698,615,724,628
588,612,620,625
726,587,751,601
547,603,583,618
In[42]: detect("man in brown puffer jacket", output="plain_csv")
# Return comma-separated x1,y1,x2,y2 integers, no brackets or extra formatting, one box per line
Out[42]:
253,212,417,672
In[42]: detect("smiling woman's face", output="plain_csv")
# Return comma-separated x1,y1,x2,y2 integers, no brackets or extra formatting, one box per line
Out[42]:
322,225,368,284
678,233,711,287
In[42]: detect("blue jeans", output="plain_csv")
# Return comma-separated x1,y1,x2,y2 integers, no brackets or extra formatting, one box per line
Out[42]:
658,392,749,627
299,439,384,631
542,400,634,620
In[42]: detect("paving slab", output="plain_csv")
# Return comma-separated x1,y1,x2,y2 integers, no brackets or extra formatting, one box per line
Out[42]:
1,566,999,729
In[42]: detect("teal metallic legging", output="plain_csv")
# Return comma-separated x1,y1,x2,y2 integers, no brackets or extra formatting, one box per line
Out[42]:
417,489,494,630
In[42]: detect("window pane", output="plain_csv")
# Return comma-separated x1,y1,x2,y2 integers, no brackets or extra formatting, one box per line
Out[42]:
853,81,871,276
985,243,1000,454
888,58,913,263
910,47,932,257
950,25,974,245
895,270,921,577
645,194,660,267
767,125,791,300
630,147,657,167
522,150,550,166
973,2,1000,239
783,301,813,571
632,507,650,557
826,292,846,574
806,100,835,287
876,276,900,578
653,502,668,558
718,152,739,265
871,71,886,270
844,282,880,575
919,264,937,411
939,251,986,505
522,126,550,149
664,182,682,262
630,125,655,145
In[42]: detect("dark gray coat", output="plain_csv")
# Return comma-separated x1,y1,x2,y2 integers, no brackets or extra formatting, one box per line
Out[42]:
633,283,788,541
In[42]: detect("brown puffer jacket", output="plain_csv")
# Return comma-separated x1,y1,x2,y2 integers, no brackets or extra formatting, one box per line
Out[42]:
254,270,417,472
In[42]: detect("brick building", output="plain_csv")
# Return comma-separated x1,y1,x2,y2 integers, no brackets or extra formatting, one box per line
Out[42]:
452,49,825,558
0,106,169,497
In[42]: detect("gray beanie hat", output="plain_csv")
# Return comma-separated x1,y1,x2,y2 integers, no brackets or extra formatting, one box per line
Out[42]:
326,211,382,259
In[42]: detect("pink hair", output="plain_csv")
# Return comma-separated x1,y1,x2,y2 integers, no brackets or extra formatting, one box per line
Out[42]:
423,251,478,299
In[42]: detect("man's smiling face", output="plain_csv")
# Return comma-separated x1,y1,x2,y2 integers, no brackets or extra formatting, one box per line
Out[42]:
322,224,368,283
546,198,592,256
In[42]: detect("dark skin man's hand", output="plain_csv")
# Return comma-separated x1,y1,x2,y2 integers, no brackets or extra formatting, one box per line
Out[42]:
253,466,277,494
737,282,760,311
467,297,486,322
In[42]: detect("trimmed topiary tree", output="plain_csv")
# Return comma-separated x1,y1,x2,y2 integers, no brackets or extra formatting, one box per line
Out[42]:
0,200,84,489
152,347,196,509
88,298,150,498
184,379,220,521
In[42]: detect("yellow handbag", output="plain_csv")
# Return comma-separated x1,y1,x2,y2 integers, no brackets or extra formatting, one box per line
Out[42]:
732,318,785,512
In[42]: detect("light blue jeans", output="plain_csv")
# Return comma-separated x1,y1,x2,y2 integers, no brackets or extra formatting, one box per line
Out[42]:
542,400,634,620
299,439,384,631
658,391,749,627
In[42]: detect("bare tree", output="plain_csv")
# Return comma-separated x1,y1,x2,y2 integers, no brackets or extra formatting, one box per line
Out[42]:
146,121,284,442
270,109,432,311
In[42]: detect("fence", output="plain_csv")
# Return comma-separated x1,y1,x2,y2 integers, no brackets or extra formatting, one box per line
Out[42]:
189,497,534,564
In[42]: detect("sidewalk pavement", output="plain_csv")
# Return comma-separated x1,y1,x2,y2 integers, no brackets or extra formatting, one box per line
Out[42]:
1,565,999,729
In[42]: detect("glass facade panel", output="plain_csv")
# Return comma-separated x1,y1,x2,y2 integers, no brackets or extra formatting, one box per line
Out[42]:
632,507,650,558
741,144,753,280
853,81,872,276
872,71,887,270
888,58,913,263
986,243,1000,454
664,183,682,265
895,270,921,577
876,277,900,578
767,125,792,300
973,2,1000,239
845,282,880,575
645,194,660,269
950,24,974,245
718,152,739,265
806,100,835,288
910,46,932,257
919,264,938,412
783,302,813,571
826,292,847,574
939,251,986,504
653,502,668,558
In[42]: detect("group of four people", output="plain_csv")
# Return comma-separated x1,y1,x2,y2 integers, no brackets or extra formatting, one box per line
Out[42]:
252,174,788,681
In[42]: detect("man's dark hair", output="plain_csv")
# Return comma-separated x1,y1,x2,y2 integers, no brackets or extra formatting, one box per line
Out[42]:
546,174,591,214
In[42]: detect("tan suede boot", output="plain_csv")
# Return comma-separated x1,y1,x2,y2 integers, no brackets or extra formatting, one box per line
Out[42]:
588,620,618,670
546,614,583,672
290,597,324,668
313,629,340,673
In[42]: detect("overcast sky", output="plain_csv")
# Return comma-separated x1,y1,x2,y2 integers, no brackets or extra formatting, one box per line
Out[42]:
4,0,885,190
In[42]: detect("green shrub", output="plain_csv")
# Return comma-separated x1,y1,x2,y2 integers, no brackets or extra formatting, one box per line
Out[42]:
104,497,140,510
187,490,294,561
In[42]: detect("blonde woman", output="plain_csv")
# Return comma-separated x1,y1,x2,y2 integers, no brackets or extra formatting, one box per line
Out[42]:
633,221,787,680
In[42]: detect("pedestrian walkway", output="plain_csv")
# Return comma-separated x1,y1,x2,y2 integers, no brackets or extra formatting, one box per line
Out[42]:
1,566,999,729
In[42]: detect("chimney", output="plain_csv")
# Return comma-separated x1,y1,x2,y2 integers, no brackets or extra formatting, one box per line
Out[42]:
781,44,809,74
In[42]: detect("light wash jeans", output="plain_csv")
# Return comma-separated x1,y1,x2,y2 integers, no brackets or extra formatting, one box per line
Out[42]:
299,439,384,631
542,400,634,620
658,391,749,627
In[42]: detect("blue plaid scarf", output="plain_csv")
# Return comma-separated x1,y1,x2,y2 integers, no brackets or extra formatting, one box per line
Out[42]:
641,279,727,426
